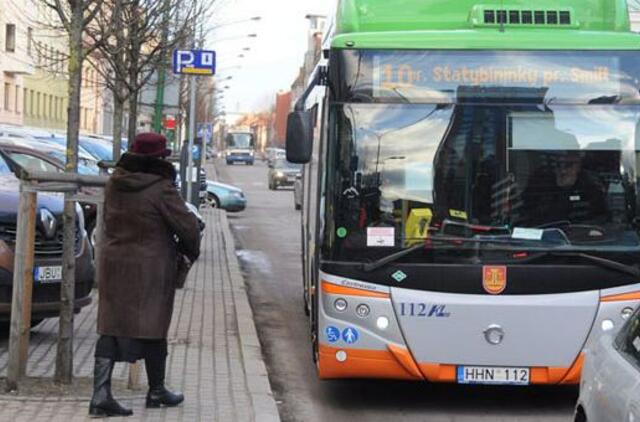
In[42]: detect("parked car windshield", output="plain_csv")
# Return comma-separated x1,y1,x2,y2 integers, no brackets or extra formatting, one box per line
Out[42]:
80,139,113,161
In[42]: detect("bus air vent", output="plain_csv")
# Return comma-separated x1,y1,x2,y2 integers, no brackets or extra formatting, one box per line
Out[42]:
484,10,495,24
480,9,572,26
559,11,571,25
509,11,520,24
497,10,507,24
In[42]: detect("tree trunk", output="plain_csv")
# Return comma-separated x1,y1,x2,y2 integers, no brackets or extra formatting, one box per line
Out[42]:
55,0,82,385
112,88,125,160
112,0,126,158
127,92,138,144
127,12,141,144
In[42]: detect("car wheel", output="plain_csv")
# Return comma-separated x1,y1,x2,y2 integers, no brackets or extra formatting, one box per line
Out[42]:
226,161,232,165
206,193,220,209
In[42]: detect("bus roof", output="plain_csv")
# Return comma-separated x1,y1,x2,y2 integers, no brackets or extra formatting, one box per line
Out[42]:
332,0,636,49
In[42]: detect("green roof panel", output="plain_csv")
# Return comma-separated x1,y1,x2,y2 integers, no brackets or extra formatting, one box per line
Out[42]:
335,0,631,34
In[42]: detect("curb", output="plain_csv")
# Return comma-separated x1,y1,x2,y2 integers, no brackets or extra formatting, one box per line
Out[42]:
211,162,281,422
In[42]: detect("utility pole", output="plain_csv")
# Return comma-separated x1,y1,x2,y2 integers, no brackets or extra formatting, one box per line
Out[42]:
153,0,172,133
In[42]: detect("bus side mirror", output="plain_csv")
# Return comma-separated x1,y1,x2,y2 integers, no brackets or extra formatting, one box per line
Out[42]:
286,110,314,164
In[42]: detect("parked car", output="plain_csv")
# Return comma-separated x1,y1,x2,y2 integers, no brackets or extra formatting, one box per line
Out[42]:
293,173,303,210
0,151,94,331
575,305,640,422
266,148,286,168
0,141,101,248
268,159,302,190
205,180,246,212
78,137,114,162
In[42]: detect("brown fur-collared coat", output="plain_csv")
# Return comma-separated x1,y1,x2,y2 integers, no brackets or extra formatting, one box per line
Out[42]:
97,153,200,339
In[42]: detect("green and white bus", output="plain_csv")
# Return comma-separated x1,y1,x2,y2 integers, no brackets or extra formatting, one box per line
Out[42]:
288,0,640,385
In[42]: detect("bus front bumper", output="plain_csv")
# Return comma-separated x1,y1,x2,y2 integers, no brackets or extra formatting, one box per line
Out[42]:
317,272,639,385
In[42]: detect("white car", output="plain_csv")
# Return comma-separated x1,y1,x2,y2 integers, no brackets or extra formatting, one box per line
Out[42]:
575,305,640,422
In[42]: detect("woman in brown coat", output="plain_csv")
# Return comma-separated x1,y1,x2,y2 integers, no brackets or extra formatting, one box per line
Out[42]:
89,133,201,417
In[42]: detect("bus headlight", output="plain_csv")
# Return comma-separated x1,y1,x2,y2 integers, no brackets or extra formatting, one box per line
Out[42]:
376,316,389,330
621,307,634,320
601,319,615,331
334,298,348,312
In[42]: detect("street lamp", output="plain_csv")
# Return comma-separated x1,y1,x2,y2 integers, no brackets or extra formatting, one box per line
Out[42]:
210,16,261,30
209,33,258,43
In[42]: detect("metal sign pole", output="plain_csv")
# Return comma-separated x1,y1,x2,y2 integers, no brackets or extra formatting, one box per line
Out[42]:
187,76,196,205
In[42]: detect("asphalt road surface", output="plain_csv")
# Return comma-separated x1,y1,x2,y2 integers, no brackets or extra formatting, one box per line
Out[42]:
215,159,577,422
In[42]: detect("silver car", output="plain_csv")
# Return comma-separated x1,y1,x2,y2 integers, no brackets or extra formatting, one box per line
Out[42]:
575,305,640,422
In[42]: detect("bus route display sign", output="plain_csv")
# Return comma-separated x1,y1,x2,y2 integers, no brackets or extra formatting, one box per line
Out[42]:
172,50,216,76
368,51,633,102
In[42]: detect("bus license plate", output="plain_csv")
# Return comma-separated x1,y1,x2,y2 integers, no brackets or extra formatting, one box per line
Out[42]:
34,266,63,283
457,366,530,385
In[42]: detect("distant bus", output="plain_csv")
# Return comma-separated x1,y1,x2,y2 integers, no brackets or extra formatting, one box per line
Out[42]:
225,131,255,165
288,0,640,386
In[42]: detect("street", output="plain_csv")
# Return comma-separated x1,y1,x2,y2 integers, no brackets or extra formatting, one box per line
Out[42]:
216,160,578,422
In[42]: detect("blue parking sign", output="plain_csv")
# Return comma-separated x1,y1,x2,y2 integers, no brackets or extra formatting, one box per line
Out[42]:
172,50,216,76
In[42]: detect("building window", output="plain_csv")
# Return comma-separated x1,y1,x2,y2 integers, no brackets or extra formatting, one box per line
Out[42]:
36,92,41,117
27,27,33,56
49,95,53,119
15,86,19,114
23,88,27,114
4,83,11,111
29,90,34,116
5,24,16,53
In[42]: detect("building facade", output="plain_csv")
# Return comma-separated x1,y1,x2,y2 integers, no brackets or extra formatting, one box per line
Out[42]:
0,0,36,126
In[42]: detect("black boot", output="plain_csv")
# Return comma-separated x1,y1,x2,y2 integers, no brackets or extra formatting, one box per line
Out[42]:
145,352,184,408
89,357,133,418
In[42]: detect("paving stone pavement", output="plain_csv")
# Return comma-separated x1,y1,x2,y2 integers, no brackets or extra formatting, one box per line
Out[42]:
0,208,280,422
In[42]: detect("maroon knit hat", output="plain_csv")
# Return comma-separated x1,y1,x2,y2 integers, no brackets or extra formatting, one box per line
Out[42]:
132,133,172,157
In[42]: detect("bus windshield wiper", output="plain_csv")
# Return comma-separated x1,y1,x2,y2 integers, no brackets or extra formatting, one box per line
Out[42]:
362,243,425,272
361,236,510,272
534,251,640,279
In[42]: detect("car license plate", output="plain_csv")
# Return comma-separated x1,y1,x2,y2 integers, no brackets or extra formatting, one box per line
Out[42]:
457,366,530,385
34,266,63,283
199,190,206,198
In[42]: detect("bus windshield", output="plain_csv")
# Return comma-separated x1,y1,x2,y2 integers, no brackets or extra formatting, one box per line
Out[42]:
325,50,640,264
226,133,254,149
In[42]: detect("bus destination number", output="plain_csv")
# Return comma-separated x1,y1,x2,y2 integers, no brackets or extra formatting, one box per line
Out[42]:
399,303,450,318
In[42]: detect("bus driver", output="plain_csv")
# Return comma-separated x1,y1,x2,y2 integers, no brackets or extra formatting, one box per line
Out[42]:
522,151,607,227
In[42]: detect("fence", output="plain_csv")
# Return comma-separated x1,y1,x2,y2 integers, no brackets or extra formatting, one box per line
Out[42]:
6,168,108,391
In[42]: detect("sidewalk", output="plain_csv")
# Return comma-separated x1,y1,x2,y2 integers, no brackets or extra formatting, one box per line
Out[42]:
0,208,280,422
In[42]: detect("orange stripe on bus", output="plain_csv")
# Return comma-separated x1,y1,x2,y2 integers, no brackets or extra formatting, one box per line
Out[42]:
321,281,390,299
418,363,457,382
560,353,585,385
530,354,584,385
387,343,424,379
318,345,422,380
601,291,640,302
